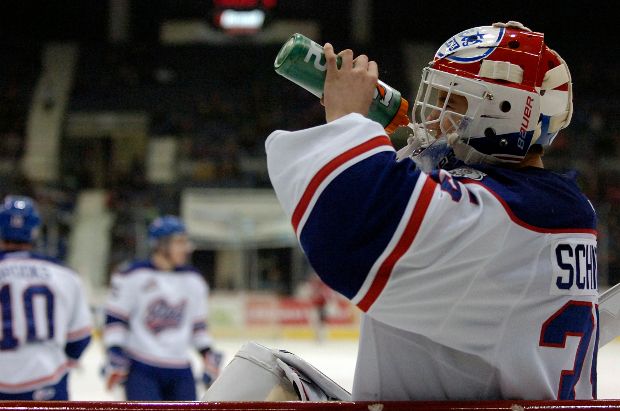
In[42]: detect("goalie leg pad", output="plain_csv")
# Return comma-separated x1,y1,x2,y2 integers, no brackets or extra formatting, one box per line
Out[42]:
201,341,351,401
202,341,298,401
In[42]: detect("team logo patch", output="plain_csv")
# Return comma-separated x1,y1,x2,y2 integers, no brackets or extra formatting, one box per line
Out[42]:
435,26,505,63
10,215,24,228
448,167,486,181
145,298,187,334
142,278,158,292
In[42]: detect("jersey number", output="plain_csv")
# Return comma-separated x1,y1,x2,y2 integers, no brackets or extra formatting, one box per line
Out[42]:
0,284,55,350
539,300,598,399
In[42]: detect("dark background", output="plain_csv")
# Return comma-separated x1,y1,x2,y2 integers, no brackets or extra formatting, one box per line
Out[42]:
1,1,614,52
1,1,618,288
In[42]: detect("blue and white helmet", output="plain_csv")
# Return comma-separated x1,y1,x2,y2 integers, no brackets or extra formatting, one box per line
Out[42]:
0,195,41,243
148,215,187,247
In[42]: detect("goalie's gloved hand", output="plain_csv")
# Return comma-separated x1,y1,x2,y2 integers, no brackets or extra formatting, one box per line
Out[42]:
103,346,130,390
201,347,223,387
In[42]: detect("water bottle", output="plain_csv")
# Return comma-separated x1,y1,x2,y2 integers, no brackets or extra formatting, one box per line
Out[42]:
274,33,410,134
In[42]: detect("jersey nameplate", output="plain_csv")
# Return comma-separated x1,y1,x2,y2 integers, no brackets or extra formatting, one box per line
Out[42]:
550,238,597,296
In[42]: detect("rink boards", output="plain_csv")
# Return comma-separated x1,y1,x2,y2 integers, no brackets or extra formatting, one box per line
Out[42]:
2,400,620,410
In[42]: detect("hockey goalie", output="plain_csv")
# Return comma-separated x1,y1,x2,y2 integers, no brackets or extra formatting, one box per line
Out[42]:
206,19,608,401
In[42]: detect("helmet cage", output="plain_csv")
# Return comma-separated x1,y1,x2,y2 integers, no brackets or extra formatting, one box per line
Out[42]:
407,22,573,166
414,67,491,143
413,67,542,164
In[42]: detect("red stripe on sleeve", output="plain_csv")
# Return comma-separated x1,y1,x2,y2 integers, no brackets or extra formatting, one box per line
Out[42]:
291,136,392,233
357,176,437,312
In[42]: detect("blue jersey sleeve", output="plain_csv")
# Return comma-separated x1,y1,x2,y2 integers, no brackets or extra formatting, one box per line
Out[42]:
300,152,424,299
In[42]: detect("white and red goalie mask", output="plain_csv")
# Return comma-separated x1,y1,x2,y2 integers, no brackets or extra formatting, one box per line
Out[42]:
406,21,573,168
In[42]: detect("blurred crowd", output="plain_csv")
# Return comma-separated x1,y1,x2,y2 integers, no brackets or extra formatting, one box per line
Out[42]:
69,43,325,187
0,46,40,191
1,40,619,288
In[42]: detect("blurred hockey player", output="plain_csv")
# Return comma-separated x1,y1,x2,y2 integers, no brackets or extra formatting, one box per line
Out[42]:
0,195,92,400
103,215,221,400
265,22,599,400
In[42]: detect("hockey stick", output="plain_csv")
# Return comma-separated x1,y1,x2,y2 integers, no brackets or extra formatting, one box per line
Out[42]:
599,282,620,347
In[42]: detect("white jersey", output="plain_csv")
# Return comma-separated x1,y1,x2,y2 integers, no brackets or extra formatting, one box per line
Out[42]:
265,114,598,401
0,251,92,393
103,260,212,368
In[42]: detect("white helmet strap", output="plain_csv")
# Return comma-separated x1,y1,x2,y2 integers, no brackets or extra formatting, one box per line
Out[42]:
492,21,532,32
540,50,573,137
547,111,571,134
479,60,524,83
541,63,570,90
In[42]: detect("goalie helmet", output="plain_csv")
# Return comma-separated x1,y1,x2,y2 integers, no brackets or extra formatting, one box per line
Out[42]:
410,21,572,166
0,195,41,243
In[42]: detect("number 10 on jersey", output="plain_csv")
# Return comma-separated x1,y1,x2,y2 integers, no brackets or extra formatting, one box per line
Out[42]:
1,284,55,350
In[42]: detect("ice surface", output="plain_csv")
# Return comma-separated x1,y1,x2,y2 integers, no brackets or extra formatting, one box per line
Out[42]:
68,336,620,400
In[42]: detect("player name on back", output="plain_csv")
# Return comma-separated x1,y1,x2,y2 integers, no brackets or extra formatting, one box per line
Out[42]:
550,238,597,295
0,263,52,281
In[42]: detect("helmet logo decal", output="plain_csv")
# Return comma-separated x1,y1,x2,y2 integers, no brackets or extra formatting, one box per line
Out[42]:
436,26,505,63
10,215,25,228
455,30,485,48
0,195,41,243
519,96,535,149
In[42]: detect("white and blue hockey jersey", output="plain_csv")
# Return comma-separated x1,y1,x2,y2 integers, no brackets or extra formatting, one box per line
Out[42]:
266,114,598,401
0,251,92,394
103,261,212,368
